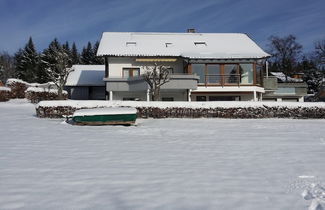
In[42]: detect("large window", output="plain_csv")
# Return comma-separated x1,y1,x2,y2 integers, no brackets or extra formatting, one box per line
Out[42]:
224,64,239,84
239,64,253,84
207,64,221,83
192,64,205,83
123,68,140,78
191,63,256,85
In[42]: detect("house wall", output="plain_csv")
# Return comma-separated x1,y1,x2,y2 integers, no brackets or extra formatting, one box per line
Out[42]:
191,93,255,101
110,90,187,101
108,57,184,77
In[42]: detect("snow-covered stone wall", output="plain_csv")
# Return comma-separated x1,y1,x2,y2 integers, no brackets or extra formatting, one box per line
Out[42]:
36,101,325,119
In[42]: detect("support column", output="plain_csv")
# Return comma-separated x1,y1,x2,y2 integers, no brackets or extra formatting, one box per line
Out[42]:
188,89,192,102
259,93,263,101
146,89,150,102
299,97,304,102
253,90,257,102
277,98,282,102
109,91,113,101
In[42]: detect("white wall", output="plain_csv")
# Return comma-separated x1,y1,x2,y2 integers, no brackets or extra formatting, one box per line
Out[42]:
108,57,184,77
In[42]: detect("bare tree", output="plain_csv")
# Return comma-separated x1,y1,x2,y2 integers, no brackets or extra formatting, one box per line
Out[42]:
267,35,303,81
314,39,325,68
143,64,170,101
41,39,73,99
0,52,16,83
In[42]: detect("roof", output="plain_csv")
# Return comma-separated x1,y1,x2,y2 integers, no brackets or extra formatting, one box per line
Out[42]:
65,65,105,86
97,32,270,59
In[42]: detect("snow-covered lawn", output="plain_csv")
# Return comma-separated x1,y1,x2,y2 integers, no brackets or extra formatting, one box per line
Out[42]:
0,99,324,210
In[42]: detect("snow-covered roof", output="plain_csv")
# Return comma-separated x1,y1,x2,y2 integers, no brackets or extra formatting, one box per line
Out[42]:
270,72,303,83
66,65,105,86
97,32,270,59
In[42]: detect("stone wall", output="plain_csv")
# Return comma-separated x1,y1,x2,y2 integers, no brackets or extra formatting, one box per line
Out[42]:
36,105,325,119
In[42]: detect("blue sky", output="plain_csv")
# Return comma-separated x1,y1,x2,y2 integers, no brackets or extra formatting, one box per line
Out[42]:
0,0,324,54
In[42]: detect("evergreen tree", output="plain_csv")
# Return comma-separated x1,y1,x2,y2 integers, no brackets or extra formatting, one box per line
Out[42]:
81,41,95,64
93,40,104,64
71,42,80,64
15,37,40,82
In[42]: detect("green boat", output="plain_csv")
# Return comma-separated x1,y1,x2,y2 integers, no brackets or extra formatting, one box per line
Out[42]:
72,107,137,125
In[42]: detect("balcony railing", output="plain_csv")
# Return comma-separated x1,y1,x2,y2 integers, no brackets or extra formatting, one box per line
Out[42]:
202,74,241,86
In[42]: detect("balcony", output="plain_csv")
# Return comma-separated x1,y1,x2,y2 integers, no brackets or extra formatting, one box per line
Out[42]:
199,74,256,86
104,74,199,92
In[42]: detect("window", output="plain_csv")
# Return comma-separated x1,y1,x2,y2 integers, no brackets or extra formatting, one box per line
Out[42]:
123,68,140,78
165,43,173,47
224,64,239,84
126,42,136,47
239,64,253,84
194,42,207,47
162,97,174,101
196,96,207,101
209,96,240,101
192,64,205,83
207,64,221,84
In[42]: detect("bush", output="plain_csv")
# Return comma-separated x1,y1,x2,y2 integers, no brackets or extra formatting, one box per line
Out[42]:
6,79,28,98
25,87,68,103
0,87,12,102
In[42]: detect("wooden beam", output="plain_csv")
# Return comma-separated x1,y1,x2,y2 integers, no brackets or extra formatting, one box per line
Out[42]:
104,56,109,78
253,62,257,85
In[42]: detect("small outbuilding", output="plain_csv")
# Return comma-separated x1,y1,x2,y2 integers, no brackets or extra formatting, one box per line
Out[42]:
65,65,105,100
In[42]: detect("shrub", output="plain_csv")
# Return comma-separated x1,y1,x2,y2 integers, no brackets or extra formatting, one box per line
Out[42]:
6,79,28,98
25,87,68,103
0,87,12,102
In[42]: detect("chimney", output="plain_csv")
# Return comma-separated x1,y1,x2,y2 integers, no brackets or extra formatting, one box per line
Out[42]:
186,28,196,33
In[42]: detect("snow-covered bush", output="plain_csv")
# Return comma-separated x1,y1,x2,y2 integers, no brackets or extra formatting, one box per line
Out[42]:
25,87,67,103
5,78,29,98
0,86,11,102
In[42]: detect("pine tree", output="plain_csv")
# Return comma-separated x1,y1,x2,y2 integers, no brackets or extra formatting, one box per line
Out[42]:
81,41,95,64
15,37,40,83
93,40,104,64
41,38,73,99
71,42,80,64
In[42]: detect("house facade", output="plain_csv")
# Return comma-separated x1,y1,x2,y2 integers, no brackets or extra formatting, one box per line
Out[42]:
96,32,270,101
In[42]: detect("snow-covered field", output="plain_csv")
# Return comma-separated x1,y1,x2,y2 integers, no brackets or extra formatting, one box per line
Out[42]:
0,99,325,210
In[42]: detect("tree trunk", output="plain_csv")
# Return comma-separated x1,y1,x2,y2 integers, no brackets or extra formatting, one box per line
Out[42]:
57,87,64,100
152,87,161,101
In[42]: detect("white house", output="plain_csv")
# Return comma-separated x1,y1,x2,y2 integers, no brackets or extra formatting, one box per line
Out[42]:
95,32,270,101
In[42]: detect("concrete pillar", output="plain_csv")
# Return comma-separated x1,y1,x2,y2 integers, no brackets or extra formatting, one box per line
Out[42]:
299,97,304,102
277,98,282,102
259,93,263,101
109,91,113,101
188,89,192,102
253,90,257,102
146,89,150,102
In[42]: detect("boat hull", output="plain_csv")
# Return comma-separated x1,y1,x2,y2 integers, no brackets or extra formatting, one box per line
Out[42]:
72,113,137,125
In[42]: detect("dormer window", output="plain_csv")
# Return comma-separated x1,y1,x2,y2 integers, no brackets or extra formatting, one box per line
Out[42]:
165,43,173,47
126,42,136,47
194,42,207,47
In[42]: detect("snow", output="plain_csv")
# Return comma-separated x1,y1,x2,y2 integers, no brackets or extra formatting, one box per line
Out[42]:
0,86,11,91
37,100,325,109
1,99,325,209
73,107,137,116
97,32,270,59
270,72,303,83
65,65,105,86
25,87,67,94
5,78,29,85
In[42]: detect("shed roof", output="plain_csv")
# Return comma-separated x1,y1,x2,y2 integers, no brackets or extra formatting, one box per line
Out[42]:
97,32,270,59
66,65,105,86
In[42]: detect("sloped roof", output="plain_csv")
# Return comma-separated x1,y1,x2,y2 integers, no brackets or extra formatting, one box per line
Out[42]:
66,65,105,86
97,32,270,59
